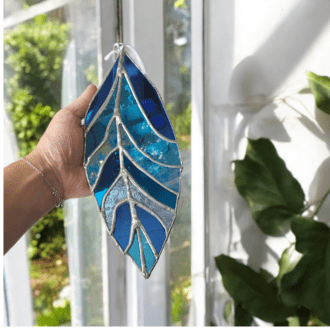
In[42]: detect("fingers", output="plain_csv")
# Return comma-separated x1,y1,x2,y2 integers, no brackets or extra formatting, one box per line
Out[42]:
65,84,97,119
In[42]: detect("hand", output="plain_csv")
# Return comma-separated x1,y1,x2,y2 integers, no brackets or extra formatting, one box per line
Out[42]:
26,85,97,200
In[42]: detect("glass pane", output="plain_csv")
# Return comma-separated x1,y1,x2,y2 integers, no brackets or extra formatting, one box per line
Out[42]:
4,0,102,326
165,0,192,326
3,4,73,326
62,0,104,326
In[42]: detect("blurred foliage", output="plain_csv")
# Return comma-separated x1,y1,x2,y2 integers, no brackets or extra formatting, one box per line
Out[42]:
216,73,330,326
174,0,187,9
4,14,70,260
36,300,71,326
85,64,98,86
30,252,69,311
171,276,191,325
168,0,188,9
167,102,191,150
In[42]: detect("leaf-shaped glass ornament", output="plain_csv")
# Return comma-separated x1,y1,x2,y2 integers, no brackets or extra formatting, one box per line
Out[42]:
83,43,183,279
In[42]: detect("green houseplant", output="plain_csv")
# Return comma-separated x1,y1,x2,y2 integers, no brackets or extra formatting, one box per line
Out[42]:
215,72,330,326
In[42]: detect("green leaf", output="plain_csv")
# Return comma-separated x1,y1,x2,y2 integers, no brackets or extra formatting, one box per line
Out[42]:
296,306,310,326
259,268,275,283
326,242,330,291
223,300,233,325
235,303,253,326
307,71,330,115
287,317,299,326
278,241,302,282
234,138,305,236
279,218,330,325
291,217,330,259
215,254,295,323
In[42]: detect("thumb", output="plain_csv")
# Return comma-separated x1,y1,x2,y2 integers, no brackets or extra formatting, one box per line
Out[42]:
65,84,97,119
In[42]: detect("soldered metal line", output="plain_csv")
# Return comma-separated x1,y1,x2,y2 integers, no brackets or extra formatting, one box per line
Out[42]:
114,48,147,275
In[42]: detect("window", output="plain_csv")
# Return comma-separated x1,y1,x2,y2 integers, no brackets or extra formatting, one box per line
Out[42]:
4,0,193,326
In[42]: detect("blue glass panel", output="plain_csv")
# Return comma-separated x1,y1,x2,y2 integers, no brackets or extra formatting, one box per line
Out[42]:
124,155,177,209
94,150,120,208
129,179,175,231
120,127,180,192
97,82,118,123
120,76,181,166
85,121,106,163
113,202,131,251
123,55,175,140
85,58,119,127
136,206,165,254
87,120,117,187
128,231,141,269
85,83,118,163
140,230,156,273
104,178,127,229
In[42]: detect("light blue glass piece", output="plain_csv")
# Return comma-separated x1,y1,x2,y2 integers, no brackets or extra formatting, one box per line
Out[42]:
120,126,180,192
120,75,181,166
128,231,141,269
128,179,175,231
104,178,127,229
140,230,156,273
87,119,117,187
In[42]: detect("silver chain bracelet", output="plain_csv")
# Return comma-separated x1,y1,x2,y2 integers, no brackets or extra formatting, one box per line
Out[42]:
22,158,64,208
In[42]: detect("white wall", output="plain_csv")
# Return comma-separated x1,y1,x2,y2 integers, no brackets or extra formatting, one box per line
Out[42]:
191,0,330,325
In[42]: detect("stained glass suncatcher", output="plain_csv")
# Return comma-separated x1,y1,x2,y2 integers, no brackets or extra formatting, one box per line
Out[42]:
83,44,183,278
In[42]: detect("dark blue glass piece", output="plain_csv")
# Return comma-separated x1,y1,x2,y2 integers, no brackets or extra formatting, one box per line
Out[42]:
123,155,177,209
87,119,117,187
120,126,180,192
136,206,165,254
123,55,175,140
94,150,120,208
85,58,119,127
85,121,106,163
120,75,180,166
85,83,118,163
140,230,156,273
113,202,132,251
128,231,141,269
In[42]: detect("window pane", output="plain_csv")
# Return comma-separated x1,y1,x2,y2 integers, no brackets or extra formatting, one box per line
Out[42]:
165,0,192,326
4,1,102,325
3,4,73,326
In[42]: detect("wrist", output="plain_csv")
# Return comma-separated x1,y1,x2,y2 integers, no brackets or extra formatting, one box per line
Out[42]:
24,148,65,203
